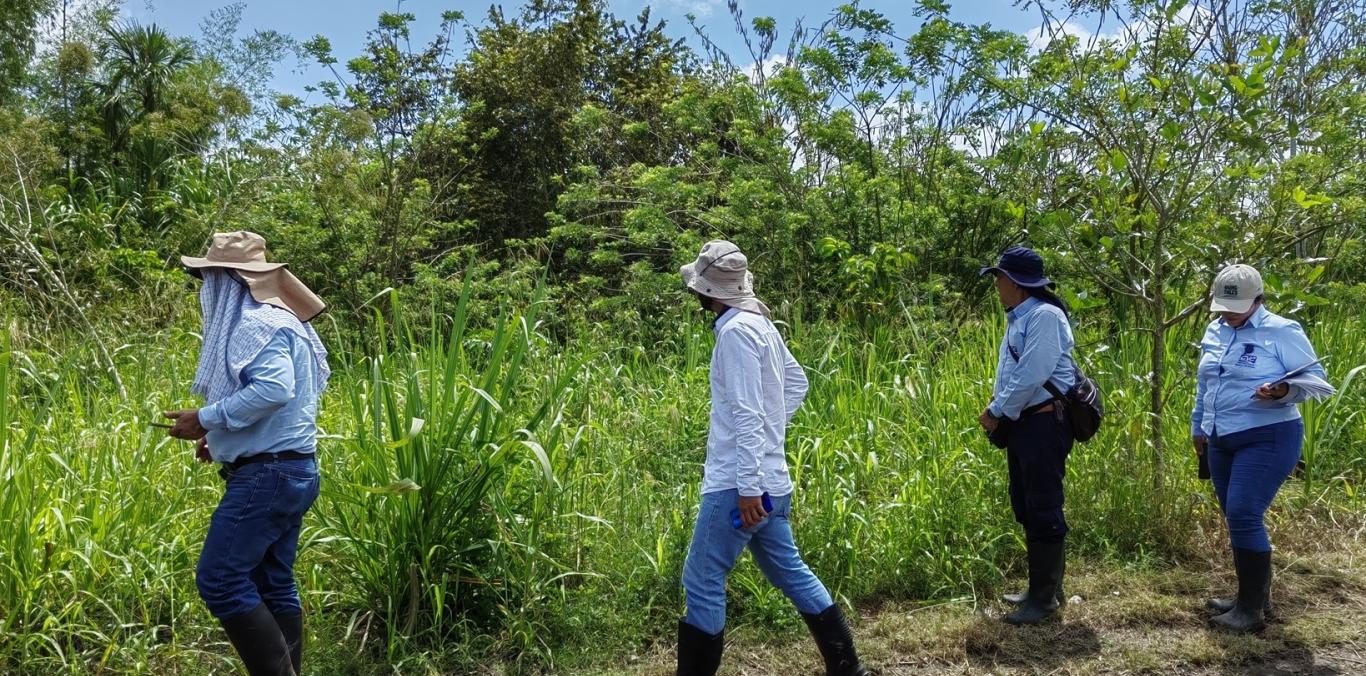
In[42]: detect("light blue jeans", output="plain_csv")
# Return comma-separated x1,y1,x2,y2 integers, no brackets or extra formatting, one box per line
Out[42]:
681,489,834,635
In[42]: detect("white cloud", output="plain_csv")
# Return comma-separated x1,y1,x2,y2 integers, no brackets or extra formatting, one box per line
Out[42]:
660,0,723,17
1024,20,1093,52
1022,2,1215,55
743,54,789,82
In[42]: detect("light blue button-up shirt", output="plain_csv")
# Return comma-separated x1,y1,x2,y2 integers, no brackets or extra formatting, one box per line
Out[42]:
1191,305,1324,438
197,330,322,463
989,296,1077,420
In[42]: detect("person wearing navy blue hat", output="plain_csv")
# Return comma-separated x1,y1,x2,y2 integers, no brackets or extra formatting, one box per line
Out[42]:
978,246,1079,625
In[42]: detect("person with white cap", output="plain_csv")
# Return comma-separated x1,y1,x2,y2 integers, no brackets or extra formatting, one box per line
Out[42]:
977,246,1079,625
675,240,867,676
162,231,330,675
1192,263,1327,633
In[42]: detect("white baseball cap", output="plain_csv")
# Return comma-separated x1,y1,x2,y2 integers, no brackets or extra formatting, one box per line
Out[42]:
1209,264,1264,313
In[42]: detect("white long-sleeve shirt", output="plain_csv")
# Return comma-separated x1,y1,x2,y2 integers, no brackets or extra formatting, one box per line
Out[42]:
700,307,807,497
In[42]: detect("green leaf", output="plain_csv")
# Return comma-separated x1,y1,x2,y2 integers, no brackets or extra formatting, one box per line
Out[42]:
358,478,422,495
386,417,425,449
1160,121,1183,142
1292,186,1331,209
1109,150,1128,173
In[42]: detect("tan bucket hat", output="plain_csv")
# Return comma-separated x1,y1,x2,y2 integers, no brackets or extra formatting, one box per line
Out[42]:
680,240,770,317
182,231,326,322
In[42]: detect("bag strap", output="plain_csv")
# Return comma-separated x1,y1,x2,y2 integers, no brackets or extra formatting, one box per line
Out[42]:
1007,335,1067,403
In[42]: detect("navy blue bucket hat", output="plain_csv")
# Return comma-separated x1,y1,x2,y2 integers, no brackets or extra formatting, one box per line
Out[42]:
979,246,1054,288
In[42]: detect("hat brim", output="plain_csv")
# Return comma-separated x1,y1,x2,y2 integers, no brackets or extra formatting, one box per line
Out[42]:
1210,296,1256,314
237,269,326,322
719,296,770,317
182,255,287,273
681,262,755,300
980,266,1053,288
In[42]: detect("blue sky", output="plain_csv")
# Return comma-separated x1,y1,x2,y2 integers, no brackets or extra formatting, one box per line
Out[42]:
120,0,1052,100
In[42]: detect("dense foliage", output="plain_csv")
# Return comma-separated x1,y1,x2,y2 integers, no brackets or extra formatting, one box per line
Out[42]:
1,0,1363,672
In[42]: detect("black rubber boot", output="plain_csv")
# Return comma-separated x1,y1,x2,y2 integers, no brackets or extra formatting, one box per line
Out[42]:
220,604,296,676
800,604,869,676
1002,552,1065,605
1207,550,1272,616
1210,548,1270,633
676,620,723,676
274,612,303,675
1004,540,1064,625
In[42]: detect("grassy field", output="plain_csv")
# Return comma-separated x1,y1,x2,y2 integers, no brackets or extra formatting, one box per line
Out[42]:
1,294,1364,674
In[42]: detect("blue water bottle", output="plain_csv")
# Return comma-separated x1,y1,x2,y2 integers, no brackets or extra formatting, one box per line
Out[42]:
731,492,774,529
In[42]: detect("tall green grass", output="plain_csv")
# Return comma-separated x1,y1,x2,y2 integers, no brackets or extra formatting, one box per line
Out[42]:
0,301,1362,673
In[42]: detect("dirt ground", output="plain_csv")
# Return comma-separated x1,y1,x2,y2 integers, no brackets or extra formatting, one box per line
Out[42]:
610,515,1366,675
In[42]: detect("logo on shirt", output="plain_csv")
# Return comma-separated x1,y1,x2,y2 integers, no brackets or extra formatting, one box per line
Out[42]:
1235,343,1257,368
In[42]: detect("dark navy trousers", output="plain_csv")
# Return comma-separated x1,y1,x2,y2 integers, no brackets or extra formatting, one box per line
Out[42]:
1207,418,1302,552
1005,409,1074,544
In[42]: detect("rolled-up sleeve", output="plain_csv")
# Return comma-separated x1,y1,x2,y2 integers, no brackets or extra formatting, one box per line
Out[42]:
199,332,296,432
716,329,767,497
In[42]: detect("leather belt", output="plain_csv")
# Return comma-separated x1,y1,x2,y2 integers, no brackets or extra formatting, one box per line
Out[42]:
226,450,315,471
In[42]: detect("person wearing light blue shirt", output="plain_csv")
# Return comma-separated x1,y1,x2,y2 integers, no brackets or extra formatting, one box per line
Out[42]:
978,246,1078,626
163,232,330,676
198,330,322,464
1192,264,1327,634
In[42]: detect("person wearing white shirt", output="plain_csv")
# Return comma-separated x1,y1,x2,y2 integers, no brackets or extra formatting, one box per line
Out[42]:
674,241,867,676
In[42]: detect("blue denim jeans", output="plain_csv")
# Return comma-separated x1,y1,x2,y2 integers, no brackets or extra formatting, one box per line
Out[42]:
197,457,320,620
1207,419,1302,552
681,489,834,635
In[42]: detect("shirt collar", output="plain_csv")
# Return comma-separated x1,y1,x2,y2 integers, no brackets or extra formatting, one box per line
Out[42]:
1219,304,1269,329
713,306,742,333
1006,295,1042,322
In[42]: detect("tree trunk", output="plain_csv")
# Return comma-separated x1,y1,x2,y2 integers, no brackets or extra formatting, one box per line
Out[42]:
1149,299,1166,492
1148,229,1168,492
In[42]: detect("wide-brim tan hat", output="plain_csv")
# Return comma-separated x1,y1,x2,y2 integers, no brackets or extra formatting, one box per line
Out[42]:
680,240,770,317
183,231,326,322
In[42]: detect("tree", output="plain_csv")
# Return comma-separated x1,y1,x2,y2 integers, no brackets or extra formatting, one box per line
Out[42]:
0,0,55,101
934,0,1364,489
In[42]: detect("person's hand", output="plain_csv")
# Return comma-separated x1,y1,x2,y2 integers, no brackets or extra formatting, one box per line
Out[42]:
738,495,767,529
1253,382,1291,401
195,437,212,463
163,409,207,440
1193,435,1208,457
979,407,999,433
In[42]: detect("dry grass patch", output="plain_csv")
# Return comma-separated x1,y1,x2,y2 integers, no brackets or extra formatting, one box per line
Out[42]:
613,531,1366,676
